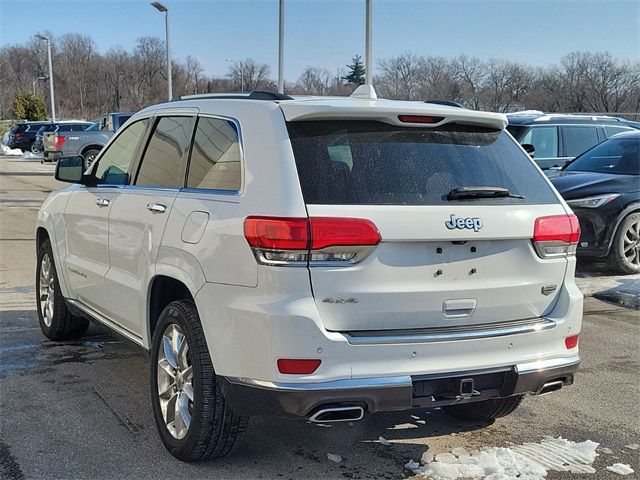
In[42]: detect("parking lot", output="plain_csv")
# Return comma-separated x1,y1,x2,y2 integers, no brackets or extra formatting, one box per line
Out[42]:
0,154,638,479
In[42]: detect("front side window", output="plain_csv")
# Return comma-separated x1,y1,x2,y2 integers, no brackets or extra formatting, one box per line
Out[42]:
288,121,558,206
93,119,149,186
521,126,558,158
135,116,195,188
565,138,639,175
562,126,600,157
186,117,242,191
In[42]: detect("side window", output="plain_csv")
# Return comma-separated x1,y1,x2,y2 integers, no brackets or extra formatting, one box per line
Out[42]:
604,126,632,138
93,119,149,186
521,126,558,158
562,126,600,157
186,117,242,191
135,116,195,188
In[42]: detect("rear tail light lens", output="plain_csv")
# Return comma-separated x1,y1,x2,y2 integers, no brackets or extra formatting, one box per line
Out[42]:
565,334,579,349
54,135,67,149
533,214,580,258
277,358,321,374
244,216,381,266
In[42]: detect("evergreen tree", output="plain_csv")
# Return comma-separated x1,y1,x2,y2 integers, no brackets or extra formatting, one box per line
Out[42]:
11,92,47,120
342,55,366,85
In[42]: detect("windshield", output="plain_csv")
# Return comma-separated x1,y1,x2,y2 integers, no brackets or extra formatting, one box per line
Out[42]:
287,121,557,205
565,137,639,175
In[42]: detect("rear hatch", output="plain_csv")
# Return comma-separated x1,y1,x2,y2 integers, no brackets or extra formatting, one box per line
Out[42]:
43,131,58,152
286,117,573,332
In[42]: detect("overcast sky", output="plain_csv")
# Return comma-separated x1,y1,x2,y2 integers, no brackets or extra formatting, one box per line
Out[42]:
1,0,639,80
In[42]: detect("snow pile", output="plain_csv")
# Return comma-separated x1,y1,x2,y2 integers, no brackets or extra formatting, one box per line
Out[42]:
606,464,634,475
406,437,599,480
327,453,342,463
1,145,22,156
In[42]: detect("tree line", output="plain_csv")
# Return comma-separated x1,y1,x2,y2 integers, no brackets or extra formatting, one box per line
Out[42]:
1,32,638,121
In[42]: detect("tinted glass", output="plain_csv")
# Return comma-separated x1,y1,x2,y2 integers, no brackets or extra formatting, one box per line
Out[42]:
506,125,528,141
563,126,600,157
288,121,558,205
565,138,639,175
93,119,148,185
604,126,632,138
521,126,558,158
58,124,90,132
187,117,242,191
85,123,99,131
135,116,195,188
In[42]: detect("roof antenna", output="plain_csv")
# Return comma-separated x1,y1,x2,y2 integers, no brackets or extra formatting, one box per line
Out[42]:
351,0,377,100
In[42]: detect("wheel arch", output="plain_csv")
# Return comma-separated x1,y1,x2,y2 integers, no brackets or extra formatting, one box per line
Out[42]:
603,201,640,254
146,269,204,349
81,144,103,157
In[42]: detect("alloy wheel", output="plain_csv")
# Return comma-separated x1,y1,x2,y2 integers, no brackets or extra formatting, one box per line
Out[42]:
157,323,193,440
623,219,640,268
38,253,55,327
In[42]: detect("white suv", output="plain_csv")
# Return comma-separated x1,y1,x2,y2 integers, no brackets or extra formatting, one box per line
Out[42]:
36,89,583,461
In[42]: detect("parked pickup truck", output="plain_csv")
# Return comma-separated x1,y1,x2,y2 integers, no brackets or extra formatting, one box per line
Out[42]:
43,112,132,163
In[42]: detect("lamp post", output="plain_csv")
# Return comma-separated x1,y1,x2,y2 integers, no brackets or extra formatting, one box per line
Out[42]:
32,76,46,96
225,58,244,92
277,0,285,94
151,1,172,101
365,0,372,86
35,35,56,121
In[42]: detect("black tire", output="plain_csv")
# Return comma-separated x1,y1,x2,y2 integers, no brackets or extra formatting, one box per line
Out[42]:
150,299,248,462
607,212,640,275
82,148,101,168
444,395,523,422
36,239,90,340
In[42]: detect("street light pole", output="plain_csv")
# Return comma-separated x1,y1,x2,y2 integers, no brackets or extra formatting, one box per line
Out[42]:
32,76,46,96
151,2,172,101
365,0,372,86
35,35,56,121
277,0,285,94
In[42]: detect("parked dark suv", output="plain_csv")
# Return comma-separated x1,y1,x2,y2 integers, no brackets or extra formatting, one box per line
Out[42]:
507,111,639,170
7,121,51,152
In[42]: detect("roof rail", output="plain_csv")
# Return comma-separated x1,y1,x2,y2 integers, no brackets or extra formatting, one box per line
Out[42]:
424,100,465,108
174,90,294,102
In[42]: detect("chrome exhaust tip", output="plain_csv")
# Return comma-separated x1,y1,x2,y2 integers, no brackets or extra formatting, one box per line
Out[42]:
308,405,365,423
538,380,564,395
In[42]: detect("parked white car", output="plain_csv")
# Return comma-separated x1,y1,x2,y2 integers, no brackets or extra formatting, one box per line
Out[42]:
36,88,583,461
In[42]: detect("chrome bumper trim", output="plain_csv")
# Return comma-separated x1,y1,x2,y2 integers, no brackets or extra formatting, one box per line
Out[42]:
225,375,413,392
515,355,581,374
343,318,556,345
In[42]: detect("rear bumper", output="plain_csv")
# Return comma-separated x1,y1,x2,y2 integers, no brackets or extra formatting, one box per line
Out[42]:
222,355,580,417
43,150,61,162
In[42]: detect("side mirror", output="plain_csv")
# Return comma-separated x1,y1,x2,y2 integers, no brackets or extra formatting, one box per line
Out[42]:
55,156,86,184
522,143,536,157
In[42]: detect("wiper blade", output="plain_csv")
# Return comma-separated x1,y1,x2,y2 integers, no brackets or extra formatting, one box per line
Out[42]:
447,186,525,200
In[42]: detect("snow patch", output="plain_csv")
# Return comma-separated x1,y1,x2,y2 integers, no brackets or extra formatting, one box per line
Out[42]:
378,436,392,446
407,437,599,480
1,145,22,156
624,444,639,450
606,464,634,475
598,447,613,454
327,453,342,463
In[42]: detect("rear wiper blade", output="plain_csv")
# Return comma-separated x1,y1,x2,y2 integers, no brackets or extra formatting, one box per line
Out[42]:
447,186,525,200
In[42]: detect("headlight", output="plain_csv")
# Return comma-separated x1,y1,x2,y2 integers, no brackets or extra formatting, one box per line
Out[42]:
566,193,621,208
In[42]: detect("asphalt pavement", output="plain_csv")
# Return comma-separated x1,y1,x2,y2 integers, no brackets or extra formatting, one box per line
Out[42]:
0,155,638,480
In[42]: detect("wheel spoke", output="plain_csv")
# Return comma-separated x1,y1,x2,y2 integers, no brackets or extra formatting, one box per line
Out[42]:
177,393,191,433
172,331,185,366
162,335,178,369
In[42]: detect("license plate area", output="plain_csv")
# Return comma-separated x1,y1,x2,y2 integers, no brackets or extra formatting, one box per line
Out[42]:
412,369,512,405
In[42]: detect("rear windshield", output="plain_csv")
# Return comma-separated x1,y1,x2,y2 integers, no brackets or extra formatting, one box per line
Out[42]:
565,137,639,175
287,121,558,205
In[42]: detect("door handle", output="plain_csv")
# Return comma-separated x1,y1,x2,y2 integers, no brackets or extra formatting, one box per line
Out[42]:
147,203,167,214
95,198,110,207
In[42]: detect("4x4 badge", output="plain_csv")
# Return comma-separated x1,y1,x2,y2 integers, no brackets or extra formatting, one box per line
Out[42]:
445,214,483,232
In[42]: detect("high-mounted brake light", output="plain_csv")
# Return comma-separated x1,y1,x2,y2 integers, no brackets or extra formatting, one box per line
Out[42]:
55,135,67,150
277,358,321,374
398,115,444,124
533,214,580,258
244,216,381,266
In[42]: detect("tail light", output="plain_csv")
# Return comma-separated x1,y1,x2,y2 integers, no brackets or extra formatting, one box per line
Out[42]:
565,334,579,349
533,214,580,258
54,135,66,150
244,216,381,266
14,132,23,138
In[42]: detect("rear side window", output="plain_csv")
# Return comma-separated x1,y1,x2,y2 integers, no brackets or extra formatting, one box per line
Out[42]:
287,121,558,205
136,116,195,188
562,126,599,157
521,126,558,158
604,126,632,138
186,117,242,191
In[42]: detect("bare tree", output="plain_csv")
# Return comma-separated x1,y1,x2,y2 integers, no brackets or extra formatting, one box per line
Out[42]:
226,58,272,91
377,52,425,100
